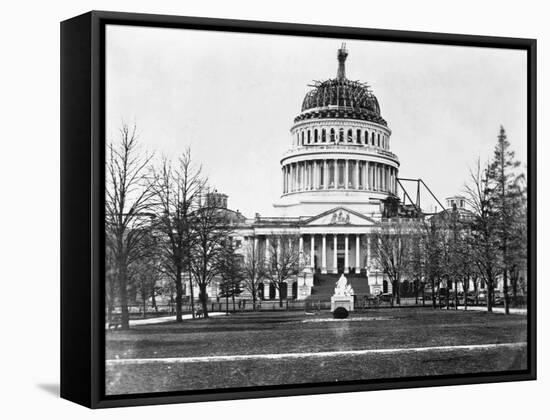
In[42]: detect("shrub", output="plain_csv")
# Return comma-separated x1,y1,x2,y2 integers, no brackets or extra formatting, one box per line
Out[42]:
333,307,349,319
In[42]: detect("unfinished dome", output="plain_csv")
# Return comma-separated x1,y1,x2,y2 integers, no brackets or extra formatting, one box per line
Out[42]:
295,44,386,126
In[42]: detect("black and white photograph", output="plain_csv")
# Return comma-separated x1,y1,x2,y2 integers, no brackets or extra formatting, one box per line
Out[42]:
4,0,549,417
103,23,531,396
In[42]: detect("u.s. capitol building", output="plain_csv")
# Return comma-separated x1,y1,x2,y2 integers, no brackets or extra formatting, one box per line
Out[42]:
197,45,408,301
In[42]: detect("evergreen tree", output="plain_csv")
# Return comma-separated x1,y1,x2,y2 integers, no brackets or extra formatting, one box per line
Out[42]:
486,126,526,314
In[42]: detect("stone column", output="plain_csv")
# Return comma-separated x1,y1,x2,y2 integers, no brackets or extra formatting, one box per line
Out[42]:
265,236,270,262
299,235,304,265
310,235,315,270
372,163,376,191
355,160,359,190
323,160,328,189
310,161,314,190
344,234,349,273
333,234,338,274
355,235,361,273
277,237,281,263
345,159,349,189
287,165,291,192
371,163,374,190
312,160,317,190
321,234,327,274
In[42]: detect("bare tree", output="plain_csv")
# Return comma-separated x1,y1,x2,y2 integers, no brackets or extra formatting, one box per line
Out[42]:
190,192,234,318
265,233,302,308
130,248,161,318
151,149,205,321
105,247,118,321
408,228,426,305
218,243,244,313
465,159,500,313
105,124,155,329
241,235,267,311
372,220,411,305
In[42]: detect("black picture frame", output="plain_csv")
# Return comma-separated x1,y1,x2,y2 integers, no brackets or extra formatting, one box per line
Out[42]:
60,10,537,409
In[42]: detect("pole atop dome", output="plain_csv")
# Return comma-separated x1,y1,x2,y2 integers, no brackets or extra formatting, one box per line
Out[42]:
337,43,348,81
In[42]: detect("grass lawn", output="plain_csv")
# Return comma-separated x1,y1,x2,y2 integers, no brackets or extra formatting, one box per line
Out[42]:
105,308,527,395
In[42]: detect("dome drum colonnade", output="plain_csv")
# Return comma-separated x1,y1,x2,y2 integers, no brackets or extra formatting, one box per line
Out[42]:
281,155,398,195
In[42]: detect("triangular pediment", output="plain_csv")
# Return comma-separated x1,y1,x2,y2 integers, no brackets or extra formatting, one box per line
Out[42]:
303,207,377,226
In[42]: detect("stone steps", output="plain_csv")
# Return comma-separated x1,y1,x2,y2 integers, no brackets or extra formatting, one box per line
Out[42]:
305,273,371,301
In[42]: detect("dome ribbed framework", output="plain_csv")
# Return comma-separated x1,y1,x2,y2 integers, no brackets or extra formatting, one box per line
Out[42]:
301,79,381,115
296,45,386,126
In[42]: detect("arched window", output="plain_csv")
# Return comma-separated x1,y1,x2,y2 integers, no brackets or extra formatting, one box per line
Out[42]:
339,128,344,142
314,129,318,143
371,132,375,146
301,131,304,145
307,130,311,144
377,133,381,147
364,131,368,145
356,129,362,144
347,129,353,142
330,128,335,142
321,129,326,142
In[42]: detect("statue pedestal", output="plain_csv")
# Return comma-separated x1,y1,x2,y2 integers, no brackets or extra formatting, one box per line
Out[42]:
331,295,354,312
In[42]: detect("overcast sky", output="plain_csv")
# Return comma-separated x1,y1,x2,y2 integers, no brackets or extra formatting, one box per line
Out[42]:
106,25,527,217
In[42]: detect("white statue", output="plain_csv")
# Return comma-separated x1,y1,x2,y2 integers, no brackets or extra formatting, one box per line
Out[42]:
334,274,354,296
